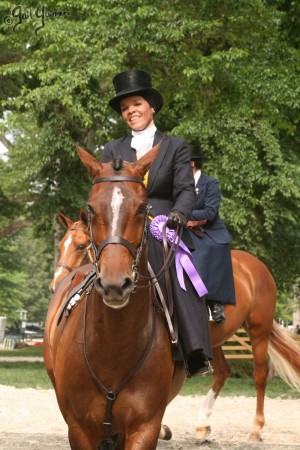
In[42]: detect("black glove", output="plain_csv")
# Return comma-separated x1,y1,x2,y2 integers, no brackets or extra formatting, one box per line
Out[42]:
167,210,187,229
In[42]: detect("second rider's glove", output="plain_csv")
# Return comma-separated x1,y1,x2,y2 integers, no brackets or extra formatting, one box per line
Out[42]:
167,210,187,229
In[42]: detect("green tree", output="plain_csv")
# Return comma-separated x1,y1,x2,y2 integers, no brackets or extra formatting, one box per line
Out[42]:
0,226,52,324
1,0,299,319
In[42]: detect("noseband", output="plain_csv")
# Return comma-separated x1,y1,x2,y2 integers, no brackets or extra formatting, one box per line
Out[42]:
88,175,150,288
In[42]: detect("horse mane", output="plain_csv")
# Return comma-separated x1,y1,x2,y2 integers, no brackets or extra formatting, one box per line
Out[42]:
113,158,123,171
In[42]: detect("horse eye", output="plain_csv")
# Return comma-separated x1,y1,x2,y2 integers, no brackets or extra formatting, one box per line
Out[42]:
137,203,147,215
77,244,86,251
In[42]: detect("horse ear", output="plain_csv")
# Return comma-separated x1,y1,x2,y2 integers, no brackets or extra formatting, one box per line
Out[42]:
76,144,103,178
57,212,73,229
134,141,161,179
79,208,88,226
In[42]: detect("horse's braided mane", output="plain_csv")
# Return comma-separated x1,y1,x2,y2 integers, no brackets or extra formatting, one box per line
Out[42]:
113,158,123,171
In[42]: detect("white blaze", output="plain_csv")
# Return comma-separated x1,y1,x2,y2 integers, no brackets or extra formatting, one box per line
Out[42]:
111,187,125,235
53,234,73,289
62,234,72,258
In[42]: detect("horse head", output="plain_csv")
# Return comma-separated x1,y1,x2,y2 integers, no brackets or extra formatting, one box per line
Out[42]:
49,209,91,293
77,142,160,309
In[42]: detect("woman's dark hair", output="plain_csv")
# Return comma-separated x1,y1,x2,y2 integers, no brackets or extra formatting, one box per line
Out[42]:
139,92,156,112
193,159,203,170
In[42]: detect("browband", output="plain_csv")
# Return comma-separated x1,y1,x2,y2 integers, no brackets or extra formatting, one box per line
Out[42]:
93,176,144,186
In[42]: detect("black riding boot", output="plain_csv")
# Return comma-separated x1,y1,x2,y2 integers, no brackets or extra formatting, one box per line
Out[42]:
206,300,226,324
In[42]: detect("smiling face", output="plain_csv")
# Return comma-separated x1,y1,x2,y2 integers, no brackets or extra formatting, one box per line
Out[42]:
120,96,155,131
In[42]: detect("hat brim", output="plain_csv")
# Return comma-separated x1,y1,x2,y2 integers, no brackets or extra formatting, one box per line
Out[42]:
191,156,207,161
109,87,163,114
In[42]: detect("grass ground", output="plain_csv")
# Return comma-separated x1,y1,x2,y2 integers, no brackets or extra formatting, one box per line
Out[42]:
0,346,299,398
0,345,43,357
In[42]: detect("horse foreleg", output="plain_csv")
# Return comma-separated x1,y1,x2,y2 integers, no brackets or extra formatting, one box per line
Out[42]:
68,424,100,450
158,424,172,440
248,336,269,442
124,421,162,450
195,346,231,442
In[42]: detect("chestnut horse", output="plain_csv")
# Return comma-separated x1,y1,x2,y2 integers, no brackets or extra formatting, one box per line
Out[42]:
49,209,92,293
202,254,300,442
45,182,300,446
44,143,186,450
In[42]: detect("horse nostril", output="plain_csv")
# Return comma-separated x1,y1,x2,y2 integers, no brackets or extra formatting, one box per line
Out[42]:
122,277,133,292
96,276,133,296
96,278,103,290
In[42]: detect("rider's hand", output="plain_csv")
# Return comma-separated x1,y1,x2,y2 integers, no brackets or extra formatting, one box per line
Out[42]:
167,210,187,229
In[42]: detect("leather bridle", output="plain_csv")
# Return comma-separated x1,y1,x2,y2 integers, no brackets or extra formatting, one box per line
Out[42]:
88,175,150,290
56,226,92,273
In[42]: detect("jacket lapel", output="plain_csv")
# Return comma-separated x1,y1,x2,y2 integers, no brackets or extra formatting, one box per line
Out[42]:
147,130,169,193
118,130,168,191
118,135,136,162
196,173,205,198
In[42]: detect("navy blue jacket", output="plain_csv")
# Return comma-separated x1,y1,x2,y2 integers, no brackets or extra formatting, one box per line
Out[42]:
189,172,235,304
191,173,231,244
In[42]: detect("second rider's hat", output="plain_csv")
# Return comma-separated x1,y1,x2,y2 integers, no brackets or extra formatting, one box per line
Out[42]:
189,142,207,161
109,69,163,114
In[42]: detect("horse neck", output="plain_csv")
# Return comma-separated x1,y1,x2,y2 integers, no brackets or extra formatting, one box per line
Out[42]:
91,254,152,351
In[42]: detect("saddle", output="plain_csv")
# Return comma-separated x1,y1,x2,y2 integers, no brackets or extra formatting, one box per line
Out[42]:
187,219,207,237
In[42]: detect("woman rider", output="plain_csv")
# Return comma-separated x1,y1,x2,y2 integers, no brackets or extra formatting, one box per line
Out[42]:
101,69,212,377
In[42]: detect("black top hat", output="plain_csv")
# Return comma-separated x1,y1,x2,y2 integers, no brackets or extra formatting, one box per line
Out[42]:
109,69,163,114
189,143,207,161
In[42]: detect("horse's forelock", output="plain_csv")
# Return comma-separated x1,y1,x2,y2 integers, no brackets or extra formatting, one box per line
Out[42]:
113,158,123,172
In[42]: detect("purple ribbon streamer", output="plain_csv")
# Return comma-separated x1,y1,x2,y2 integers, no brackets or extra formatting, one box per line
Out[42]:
149,215,208,297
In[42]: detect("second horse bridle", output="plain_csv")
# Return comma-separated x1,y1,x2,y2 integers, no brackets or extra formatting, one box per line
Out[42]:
56,226,92,273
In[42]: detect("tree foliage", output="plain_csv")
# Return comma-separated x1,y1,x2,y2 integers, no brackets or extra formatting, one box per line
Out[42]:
0,228,51,324
0,0,299,321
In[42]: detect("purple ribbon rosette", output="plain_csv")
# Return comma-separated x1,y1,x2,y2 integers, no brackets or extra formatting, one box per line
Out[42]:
149,215,208,298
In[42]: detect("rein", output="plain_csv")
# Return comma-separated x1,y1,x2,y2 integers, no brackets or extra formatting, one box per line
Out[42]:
62,171,185,448
88,174,183,292
137,221,183,288
83,289,156,446
83,173,178,447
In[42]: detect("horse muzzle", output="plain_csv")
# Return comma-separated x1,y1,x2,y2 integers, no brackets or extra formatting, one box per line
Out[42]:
94,275,134,309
